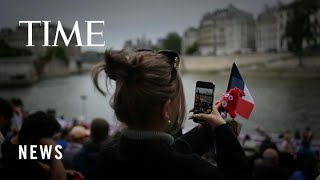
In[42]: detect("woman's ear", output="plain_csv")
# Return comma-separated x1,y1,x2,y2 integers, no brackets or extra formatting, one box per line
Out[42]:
161,99,172,121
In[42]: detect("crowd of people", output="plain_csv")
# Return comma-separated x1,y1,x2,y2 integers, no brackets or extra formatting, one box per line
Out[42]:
0,49,320,179
241,127,319,180
1,100,319,180
0,97,110,179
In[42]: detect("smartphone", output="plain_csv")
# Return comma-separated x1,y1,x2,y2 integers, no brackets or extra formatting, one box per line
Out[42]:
193,81,215,123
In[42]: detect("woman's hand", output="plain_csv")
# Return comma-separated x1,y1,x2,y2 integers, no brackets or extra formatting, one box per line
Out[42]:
189,102,226,128
66,170,85,180
39,137,67,180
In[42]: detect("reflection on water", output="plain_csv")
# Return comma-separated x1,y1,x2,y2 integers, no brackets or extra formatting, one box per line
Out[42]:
1,72,320,136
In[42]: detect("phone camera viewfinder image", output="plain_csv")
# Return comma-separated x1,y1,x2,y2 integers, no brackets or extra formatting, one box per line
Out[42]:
193,81,215,123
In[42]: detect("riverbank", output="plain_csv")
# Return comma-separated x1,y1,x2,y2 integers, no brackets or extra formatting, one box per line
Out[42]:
181,53,320,78
2,52,320,88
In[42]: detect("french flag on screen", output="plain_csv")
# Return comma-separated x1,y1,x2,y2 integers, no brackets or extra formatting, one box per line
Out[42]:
227,63,254,119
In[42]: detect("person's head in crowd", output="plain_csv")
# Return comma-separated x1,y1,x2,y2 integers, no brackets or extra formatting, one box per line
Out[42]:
253,157,263,167
244,134,251,141
69,126,89,144
10,98,24,117
90,118,109,143
259,136,278,155
18,111,61,145
61,128,71,140
294,130,301,140
262,148,279,166
46,108,56,118
278,133,284,139
284,130,292,141
302,126,313,142
11,98,23,108
92,50,185,134
304,126,311,132
72,118,79,127
254,148,290,180
0,98,13,130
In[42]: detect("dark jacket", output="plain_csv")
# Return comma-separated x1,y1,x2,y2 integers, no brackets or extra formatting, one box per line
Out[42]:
1,137,50,180
73,140,102,180
253,165,289,180
96,124,251,180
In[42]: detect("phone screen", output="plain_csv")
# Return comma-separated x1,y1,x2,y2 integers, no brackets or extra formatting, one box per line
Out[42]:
193,81,215,123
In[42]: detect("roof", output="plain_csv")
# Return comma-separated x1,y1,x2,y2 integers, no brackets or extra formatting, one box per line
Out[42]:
200,4,254,23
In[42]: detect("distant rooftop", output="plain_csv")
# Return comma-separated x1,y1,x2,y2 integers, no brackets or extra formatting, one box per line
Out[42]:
200,4,253,24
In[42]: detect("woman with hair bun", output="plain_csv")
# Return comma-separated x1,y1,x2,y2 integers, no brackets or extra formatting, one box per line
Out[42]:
92,49,251,179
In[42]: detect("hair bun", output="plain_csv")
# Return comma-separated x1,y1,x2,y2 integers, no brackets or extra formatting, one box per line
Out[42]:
104,50,143,83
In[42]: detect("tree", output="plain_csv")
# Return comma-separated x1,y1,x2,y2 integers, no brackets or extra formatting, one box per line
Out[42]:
282,0,319,67
34,47,69,76
45,47,68,65
185,42,199,55
0,40,33,57
161,32,182,53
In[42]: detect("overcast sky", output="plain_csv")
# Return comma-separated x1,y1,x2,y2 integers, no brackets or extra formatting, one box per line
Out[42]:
0,0,293,51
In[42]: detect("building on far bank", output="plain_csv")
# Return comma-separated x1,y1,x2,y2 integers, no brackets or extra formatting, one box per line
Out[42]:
255,6,279,52
255,4,290,53
0,23,83,85
0,57,37,85
309,1,320,47
183,1,320,56
198,12,214,55
256,1,320,53
182,27,199,54
122,35,153,52
198,4,255,56
0,24,81,72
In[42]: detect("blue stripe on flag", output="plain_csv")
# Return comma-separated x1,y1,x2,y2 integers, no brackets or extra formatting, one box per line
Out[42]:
227,63,244,91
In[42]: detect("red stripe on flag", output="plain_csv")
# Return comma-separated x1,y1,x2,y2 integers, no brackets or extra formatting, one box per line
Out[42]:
236,98,254,119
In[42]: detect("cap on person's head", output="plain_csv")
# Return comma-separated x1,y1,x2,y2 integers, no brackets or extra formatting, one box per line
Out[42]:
90,118,109,142
70,126,90,140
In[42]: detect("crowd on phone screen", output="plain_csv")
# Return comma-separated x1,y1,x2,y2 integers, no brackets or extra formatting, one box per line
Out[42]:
194,94,212,114
0,98,319,179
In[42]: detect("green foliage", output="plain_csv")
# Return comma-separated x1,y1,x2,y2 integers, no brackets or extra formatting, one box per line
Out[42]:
33,57,46,77
44,47,68,64
34,47,69,76
151,45,160,51
282,0,319,66
161,32,182,53
0,40,33,57
185,43,199,55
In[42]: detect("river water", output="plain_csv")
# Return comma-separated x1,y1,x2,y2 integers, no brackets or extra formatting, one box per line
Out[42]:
1,72,320,136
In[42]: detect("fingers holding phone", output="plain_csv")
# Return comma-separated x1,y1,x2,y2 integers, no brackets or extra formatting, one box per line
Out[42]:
191,105,225,128
191,81,225,128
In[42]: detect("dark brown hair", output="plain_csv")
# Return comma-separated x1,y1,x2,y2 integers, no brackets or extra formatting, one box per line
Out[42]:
91,50,186,133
